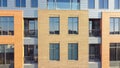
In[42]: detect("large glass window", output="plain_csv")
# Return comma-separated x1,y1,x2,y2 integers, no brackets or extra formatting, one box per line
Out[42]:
49,17,59,34
88,0,95,9
115,0,120,9
110,18,120,34
110,43,120,61
68,43,78,60
0,0,7,7
0,45,14,66
31,0,38,7
89,19,101,37
24,19,38,37
47,0,80,10
24,45,38,63
0,16,14,35
89,44,101,62
16,0,26,7
49,43,60,61
99,0,108,9
68,17,78,34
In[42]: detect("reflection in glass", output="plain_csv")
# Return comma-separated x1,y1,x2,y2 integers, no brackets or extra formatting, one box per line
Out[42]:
16,0,26,7
24,45,38,63
0,44,14,65
49,43,59,60
24,19,38,37
49,17,59,34
0,0,7,7
88,0,95,9
110,18,120,34
68,43,78,60
47,0,80,10
31,0,38,7
110,43,120,61
68,17,78,34
0,17,14,35
89,44,101,62
99,0,108,9
115,0,120,9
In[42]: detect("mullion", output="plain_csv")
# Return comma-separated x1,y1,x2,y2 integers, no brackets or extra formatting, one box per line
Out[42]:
72,18,74,34
71,44,73,59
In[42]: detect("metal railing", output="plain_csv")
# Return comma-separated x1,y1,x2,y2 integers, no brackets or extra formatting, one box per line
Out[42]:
89,29,101,37
24,56,38,64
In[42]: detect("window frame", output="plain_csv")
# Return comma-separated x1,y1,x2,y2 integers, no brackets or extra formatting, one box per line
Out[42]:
0,44,14,65
49,43,60,61
0,0,7,7
0,16,14,36
99,0,108,9
89,44,101,62
110,43,120,61
68,43,78,60
88,0,95,9
49,17,60,35
15,0,26,7
68,17,79,34
110,17,120,34
31,0,38,8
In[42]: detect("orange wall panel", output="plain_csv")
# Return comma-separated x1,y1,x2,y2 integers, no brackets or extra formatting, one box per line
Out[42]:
0,10,24,68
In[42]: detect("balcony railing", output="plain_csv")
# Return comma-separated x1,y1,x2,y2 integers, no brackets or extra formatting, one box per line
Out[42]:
24,56,38,64
24,30,38,37
89,29,101,37
48,2,80,10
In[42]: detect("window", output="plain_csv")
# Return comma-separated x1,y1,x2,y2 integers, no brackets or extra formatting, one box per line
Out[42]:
68,17,78,34
99,0,108,9
110,18,120,34
68,43,78,60
24,45,38,63
89,44,101,62
49,17,59,34
88,0,95,9
31,0,38,7
50,43,60,60
110,43,120,61
0,44,14,65
0,16,14,35
24,19,38,37
89,19,101,37
47,0,80,10
16,0,26,7
115,0,120,9
0,0,7,7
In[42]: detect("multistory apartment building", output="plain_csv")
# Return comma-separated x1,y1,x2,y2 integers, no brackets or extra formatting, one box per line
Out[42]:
0,0,120,68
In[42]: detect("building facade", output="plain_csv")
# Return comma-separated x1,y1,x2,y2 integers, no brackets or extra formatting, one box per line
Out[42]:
0,0,120,68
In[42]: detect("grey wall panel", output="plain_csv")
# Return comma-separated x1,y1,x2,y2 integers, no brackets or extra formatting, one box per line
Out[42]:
39,0,47,9
24,37,38,45
89,62,101,68
80,0,88,10
24,64,38,68
89,37,101,44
